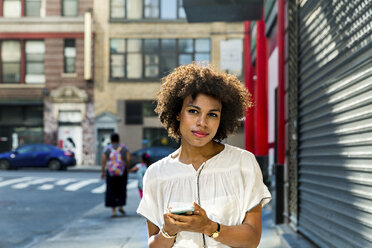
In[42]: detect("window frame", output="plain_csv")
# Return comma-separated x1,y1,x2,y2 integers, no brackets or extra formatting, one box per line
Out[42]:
109,0,186,21
1,0,42,17
1,40,22,84
63,39,76,74
25,40,45,84
61,0,78,17
109,38,210,82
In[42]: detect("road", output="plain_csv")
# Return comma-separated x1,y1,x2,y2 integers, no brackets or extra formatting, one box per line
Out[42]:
0,169,137,248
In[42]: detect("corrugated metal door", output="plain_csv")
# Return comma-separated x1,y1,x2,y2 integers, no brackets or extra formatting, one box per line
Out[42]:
297,0,372,247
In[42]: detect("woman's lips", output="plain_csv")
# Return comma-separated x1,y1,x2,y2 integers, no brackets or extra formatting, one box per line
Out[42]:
192,131,208,138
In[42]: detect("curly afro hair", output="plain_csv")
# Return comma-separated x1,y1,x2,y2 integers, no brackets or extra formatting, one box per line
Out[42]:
155,63,252,141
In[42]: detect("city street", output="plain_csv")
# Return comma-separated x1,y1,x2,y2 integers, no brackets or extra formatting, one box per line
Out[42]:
0,169,137,248
0,168,282,248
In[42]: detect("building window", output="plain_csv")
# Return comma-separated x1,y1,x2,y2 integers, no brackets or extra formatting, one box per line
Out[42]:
110,0,186,20
62,0,78,17
126,101,143,124
143,101,157,117
25,40,45,84
64,39,76,73
1,41,21,83
110,38,210,80
25,0,41,16
111,0,125,18
3,0,21,17
225,38,244,79
2,0,41,17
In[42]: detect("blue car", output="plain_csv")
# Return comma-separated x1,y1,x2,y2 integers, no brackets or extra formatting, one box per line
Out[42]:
0,144,76,170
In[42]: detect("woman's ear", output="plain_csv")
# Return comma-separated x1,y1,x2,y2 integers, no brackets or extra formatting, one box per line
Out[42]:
176,115,180,121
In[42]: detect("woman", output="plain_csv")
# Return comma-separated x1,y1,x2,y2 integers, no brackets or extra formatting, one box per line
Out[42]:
101,133,130,217
137,63,271,247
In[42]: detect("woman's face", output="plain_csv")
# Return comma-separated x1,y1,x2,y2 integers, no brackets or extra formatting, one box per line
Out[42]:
178,93,222,148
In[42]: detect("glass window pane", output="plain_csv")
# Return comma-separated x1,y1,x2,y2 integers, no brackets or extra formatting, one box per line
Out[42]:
128,39,142,52
2,63,21,83
161,39,176,52
63,0,78,16
4,106,22,122
145,54,159,65
3,0,21,17
160,54,176,76
195,39,210,52
127,0,142,19
144,39,159,53
2,41,21,62
111,54,125,78
25,74,45,84
178,0,186,18
179,39,193,53
65,58,75,72
26,40,45,54
111,0,125,18
126,102,143,124
111,54,124,66
178,54,192,65
26,63,44,74
161,0,176,19
64,40,76,73
145,0,159,18
143,101,157,117
145,66,158,78
111,66,125,78
195,53,210,62
110,39,126,53
127,54,142,78
25,0,41,17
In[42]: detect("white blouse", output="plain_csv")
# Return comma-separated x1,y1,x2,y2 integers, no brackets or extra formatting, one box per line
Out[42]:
137,144,271,248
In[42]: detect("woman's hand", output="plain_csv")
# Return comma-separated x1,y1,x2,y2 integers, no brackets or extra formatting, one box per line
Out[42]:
164,202,215,235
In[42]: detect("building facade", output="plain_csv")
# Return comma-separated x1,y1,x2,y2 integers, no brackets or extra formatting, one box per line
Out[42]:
93,0,246,164
0,0,95,165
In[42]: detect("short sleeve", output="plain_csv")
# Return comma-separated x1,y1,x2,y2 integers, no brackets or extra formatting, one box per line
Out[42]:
136,167,162,228
242,152,271,213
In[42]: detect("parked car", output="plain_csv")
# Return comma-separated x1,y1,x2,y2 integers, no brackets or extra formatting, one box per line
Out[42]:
0,144,76,170
130,146,177,168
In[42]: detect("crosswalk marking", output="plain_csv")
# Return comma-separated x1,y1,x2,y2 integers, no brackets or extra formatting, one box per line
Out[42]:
64,179,100,191
55,178,78,185
38,184,54,190
0,177,33,187
12,178,55,189
0,177,138,194
91,183,106,194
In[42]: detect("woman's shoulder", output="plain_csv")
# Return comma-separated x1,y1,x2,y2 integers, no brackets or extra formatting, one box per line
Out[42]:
223,144,255,158
145,154,174,173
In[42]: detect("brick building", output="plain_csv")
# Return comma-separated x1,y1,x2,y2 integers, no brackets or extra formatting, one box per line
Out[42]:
0,0,95,165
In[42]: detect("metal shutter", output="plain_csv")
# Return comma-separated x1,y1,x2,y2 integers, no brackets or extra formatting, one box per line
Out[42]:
297,0,372,247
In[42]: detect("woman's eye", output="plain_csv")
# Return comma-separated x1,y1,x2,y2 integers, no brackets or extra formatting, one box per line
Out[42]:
188,109,198,114
208,113,218,118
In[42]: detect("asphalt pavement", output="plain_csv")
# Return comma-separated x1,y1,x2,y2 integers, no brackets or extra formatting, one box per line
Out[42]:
31,165,283,248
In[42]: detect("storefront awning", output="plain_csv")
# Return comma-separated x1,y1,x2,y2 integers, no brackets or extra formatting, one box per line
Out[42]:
183,0,263,22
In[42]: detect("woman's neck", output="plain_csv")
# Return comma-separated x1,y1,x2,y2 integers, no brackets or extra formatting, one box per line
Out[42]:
177,141,224,169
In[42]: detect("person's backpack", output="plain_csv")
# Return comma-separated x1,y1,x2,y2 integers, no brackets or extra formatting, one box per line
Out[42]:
107,144,126,176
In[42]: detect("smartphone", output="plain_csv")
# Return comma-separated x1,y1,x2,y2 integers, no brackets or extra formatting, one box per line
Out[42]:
169,206,195,215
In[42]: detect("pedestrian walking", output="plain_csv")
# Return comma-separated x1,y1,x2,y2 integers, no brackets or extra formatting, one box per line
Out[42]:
101,133,131,217
137,63,271,247
129,152,151,198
